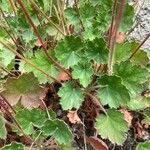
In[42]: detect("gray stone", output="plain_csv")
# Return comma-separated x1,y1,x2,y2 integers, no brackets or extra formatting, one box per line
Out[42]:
128,0,150,50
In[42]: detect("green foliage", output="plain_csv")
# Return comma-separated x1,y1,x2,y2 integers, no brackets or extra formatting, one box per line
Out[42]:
97,75,130,108
42,119,73,145
136,141,150,150
15,108,47,134
96,109,128,145
55,36,83,68
85,38,108,64
72,61,93,87
114,61,149,95
22,50,58,84
1,142,24,150
58,81,84,110
0,0,149,148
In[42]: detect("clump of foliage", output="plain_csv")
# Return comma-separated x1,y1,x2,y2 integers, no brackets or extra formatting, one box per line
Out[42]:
0,0,150,149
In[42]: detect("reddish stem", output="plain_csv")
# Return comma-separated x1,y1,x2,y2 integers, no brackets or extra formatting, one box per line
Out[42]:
17,0,71,78
129,33,150,59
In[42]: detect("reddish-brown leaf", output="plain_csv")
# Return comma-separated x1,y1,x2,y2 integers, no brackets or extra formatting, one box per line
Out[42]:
87,136,108,150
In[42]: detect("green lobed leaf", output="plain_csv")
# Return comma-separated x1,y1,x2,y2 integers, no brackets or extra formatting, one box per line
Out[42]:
114,61,149,95
1,142,24,150
97,75,130,108
58,81,84,110
0,73,42,108
15,108,47,135
65,7,80,26
0,112,7,139
22,50,58,84
85,38,108,64
95,109,128,145
42,119,73,145
55,36,83,68
136,141,150,150
72,61,94,87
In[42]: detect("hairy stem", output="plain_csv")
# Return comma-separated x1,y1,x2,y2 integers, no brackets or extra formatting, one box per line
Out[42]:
73,0,85,31
29,0,65,36
108,0,118,48
17,0,71,78
108,0,126,75
129,33,150,59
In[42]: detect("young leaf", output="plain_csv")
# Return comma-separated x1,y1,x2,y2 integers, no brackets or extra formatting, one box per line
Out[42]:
42,119,73,145
0,112,7,139
22,50,58,84
97,75,130,108
15,108,47,135
114,61,149,95
1,142,24,150
95,109,128,145
85,38,108,64
0,73,42,108
55,36,83,68
72,61,93,87
58,81,84,110
136,141,150,150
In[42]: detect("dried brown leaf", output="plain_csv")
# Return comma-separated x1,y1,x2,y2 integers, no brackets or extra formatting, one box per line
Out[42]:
67,110,81,124
87,136,108,150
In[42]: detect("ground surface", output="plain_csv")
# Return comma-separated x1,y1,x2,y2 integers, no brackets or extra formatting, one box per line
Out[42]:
129,0,150,50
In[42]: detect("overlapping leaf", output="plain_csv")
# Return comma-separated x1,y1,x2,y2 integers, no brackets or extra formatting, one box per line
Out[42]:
22,50,58,84
72,61,93,87
42,119,73,145
55,36,83,68
15,108,47,135
97,75,130,108
85,38,108,64
95,109,128,145
114,61,149,95
58,81,84,110
0,73,42,108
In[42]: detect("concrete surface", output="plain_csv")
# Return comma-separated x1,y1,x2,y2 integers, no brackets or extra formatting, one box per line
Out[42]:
128,0,150,50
